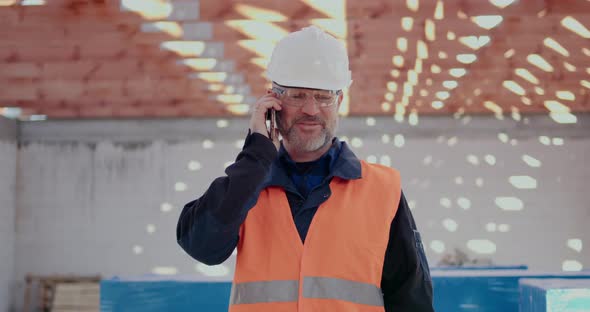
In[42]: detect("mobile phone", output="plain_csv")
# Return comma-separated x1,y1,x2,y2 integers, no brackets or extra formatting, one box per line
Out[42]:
266,88,281,140
266,108,276,140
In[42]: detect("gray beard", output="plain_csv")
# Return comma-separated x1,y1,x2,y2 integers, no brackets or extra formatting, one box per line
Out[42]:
277,114,334,152
285,127,331,152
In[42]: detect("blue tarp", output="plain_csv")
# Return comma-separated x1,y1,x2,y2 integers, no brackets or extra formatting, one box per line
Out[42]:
100,270,590,312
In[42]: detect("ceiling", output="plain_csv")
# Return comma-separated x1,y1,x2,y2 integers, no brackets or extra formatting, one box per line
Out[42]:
0,0,588,120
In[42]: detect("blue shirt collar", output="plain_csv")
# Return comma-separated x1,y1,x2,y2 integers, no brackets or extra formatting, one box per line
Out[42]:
264,137,361,189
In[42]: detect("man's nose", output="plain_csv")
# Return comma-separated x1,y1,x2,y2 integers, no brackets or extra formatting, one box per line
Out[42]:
300,99,320,115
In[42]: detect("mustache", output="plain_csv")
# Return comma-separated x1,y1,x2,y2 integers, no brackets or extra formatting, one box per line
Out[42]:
293,116,326,127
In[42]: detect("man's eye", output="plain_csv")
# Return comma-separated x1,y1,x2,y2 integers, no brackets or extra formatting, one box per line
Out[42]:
291,94,307,99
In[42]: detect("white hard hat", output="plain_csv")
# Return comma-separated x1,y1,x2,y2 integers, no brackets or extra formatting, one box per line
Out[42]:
266,25,352,91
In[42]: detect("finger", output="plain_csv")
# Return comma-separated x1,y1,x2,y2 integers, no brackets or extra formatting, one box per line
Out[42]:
255,99,281,112
263,97,282,107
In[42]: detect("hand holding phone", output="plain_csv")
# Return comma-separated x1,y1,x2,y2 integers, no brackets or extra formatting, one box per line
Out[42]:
249,90,282,149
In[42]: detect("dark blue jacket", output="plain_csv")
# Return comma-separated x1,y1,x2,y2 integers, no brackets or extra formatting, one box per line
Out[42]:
177,132,434,311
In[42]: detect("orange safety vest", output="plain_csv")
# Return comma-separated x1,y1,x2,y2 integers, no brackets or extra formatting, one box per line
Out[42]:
230,161,401,312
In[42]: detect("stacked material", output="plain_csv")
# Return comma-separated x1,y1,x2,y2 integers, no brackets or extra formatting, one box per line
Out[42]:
520,278,590,312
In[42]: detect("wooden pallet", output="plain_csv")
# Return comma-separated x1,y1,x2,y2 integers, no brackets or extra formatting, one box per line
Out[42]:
22,274,101,312
51,283,100,312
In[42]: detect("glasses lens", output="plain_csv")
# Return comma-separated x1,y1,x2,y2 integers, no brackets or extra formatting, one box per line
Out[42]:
314,93,336,104
282,88,336,107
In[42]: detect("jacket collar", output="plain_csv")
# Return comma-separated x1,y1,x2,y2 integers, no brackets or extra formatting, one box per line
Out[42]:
263,137,361,190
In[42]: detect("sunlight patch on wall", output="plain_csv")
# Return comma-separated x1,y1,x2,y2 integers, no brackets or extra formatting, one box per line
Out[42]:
146,224,156,234
447,136,458,146
498,224,510,232
527,54,554,72
401,17,414,32
161,41,208,57
216,119,229,128
484,155,496,166
20,0,46,6
132,245,143,255
409,111,419,126
442,218,458,232
301,0,346,20
459,36,491,50
509,176,537,189
202,140,215,149
486,222,497,232
449,68,467,78
443,80,458,89
175,182,187,192
543,37,570,57
522,155,542,167
237,40,275,59
471,15,503,29
457,197,471,210
351,137,363,148
515,68,539,85
196,263,230,277
430,240,446,254
380,155,392,167
484,101,503,118
188,160,202,171
489,0,516,9
234,139,246,149
498,133,509,143
160,202,173,213
440,197,452,208
567,239,583,253
539,136,551,145
226,21,288,42
495,197,524,211
234,3,288,21
432,101,444,109
457,54,477,64
121,0,173,20
467,154,479,166
476,178,485,188
562,260,583,272
561,16,590,39
152,266,178,275
503,80,526,96
467,240,497,255
394,134,405,148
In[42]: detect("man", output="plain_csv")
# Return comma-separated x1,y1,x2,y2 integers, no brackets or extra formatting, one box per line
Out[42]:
177,26,434,311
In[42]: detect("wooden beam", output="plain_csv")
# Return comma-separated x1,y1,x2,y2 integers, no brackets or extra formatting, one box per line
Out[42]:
0,78,213,101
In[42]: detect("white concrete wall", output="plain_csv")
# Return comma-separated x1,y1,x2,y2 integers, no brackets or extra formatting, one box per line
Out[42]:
0,117,17,312
11,115,590,307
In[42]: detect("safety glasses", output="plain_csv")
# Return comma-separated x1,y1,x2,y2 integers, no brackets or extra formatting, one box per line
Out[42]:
271,84,341,108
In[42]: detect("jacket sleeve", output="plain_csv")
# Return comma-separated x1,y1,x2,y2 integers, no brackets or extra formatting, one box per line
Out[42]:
176,131,277,265
381,191,434,312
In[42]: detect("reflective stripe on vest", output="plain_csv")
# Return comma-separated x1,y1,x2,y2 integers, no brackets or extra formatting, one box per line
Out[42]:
230,280,299,304
231,277,383,307
303,276,384,306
